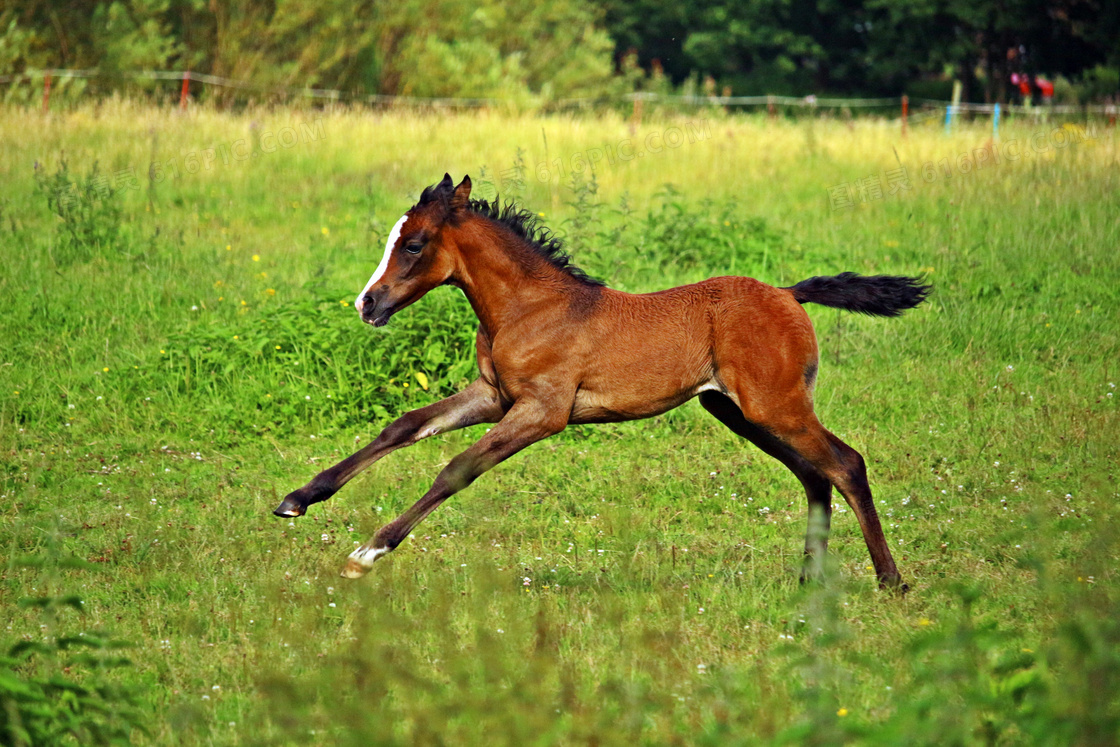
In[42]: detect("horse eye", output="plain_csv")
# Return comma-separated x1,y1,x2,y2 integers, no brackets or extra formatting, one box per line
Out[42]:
404,241,424,254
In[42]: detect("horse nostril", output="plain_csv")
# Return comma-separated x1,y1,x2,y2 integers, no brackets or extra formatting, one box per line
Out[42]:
361,294,376,313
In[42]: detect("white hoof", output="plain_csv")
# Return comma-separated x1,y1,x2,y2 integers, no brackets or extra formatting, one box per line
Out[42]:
340,545,390,579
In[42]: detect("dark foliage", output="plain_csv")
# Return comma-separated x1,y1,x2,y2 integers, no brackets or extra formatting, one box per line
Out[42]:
599,0,1120,100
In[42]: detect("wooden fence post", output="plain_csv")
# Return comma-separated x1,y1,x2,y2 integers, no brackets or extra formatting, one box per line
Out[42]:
42,73,52,113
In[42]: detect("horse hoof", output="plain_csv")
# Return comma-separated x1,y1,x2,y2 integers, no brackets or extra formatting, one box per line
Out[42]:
340,545,391,579
273,495,306,518
340,558,370,579
879,576,908,594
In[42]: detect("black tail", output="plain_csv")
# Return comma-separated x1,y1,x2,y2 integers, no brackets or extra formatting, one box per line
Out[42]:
785,272,931,317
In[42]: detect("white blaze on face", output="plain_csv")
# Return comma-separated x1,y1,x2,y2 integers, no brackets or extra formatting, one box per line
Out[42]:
355,214,409,312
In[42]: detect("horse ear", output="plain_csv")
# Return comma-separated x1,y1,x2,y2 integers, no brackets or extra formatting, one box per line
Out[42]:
450,175,472,210
419,173,457,206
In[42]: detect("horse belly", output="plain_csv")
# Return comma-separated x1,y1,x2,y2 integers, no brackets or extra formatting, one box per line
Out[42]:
568,390,689,423
569,361,715,424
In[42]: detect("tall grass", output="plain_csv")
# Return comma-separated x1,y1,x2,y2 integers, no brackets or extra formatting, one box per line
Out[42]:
0,102,1117,744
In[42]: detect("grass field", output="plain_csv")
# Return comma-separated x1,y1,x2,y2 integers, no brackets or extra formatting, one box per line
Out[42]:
1,101,1118,745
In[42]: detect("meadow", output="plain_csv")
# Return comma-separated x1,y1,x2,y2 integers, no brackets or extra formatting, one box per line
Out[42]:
1,100,1118,745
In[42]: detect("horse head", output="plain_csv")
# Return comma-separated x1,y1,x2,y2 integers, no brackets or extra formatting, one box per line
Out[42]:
355,173,472,327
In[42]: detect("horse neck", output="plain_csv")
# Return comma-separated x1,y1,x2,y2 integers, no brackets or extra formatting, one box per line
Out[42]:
452,220,582,334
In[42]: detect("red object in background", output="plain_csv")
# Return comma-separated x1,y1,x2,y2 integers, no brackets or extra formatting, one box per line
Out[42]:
1011,73,1053,100
180,72,190,110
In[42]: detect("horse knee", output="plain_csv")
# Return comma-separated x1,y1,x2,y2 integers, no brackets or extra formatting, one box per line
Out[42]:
823,436,864,480
842,448,867,480
378,412,425,445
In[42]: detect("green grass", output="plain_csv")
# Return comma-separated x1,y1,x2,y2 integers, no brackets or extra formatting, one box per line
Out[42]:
1,101,1118,745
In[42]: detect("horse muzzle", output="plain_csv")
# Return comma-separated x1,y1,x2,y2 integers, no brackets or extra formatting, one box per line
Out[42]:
358,289,395,327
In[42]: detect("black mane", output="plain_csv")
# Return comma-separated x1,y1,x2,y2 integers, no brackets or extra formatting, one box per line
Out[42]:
416,179,605,287
467,198,606,287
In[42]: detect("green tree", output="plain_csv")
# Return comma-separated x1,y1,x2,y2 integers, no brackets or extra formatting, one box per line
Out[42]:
597,0,1119,100
0,0,619,103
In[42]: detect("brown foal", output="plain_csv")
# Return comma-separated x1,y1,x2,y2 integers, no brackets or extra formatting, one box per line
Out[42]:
275,174,930,587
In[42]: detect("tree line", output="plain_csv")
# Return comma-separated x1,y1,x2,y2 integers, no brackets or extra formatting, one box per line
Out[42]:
601,0,1119,103
1,0,1116,104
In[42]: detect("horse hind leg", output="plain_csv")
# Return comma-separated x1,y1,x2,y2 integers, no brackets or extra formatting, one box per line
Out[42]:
700,390,904,590
772,419,902,589
815,429,905,590
699,392,833,583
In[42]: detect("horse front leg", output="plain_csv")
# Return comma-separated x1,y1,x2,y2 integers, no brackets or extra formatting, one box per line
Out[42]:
341,397,569,578
273,378,502,517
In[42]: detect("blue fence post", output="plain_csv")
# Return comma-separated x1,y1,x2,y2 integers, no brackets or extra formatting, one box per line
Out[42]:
993,103,1001,141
